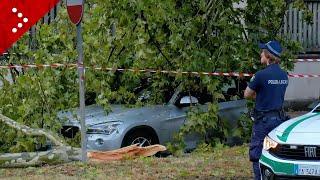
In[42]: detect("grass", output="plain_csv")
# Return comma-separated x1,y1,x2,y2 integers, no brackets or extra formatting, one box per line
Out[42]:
1,111,307,179
0,145,252,179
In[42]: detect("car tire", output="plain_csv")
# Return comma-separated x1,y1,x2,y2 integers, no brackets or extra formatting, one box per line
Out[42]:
122,130,157,148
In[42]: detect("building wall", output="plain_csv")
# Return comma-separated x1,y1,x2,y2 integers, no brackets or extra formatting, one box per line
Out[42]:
285,62,320,100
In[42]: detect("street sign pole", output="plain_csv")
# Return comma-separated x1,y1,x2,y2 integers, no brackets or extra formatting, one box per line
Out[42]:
67,0,86,162
76,21,87,162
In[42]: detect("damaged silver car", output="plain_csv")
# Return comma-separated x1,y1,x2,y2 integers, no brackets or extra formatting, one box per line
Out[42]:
59,82,247,151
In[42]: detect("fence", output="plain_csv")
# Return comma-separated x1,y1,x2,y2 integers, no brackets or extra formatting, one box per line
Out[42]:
29,1,62,49
283,0,320,53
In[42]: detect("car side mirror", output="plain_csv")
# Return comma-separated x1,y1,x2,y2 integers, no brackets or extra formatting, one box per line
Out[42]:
179,96,199,107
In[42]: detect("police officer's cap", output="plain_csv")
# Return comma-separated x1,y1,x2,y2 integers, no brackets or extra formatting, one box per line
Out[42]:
259,40,282,58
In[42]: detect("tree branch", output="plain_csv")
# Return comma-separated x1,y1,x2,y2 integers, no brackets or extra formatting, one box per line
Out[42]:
0,146,81,168
0,113,83,167
34,72,52,126
273,2,290,36
0,113,65,147
141,12,174,69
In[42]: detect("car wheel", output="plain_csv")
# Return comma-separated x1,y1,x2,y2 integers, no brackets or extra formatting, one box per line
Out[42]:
122,130,157,147
261,164,275,180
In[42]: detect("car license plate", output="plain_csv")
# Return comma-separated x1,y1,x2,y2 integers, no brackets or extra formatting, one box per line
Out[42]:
295,164,320,176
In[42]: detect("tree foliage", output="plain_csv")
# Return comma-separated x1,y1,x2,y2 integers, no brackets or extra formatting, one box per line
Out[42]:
0,0,311,152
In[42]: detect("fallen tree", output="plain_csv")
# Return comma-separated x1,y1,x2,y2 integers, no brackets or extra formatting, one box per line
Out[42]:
0,114,65,147
0,113,166,167
0,113,81,167
0,146,81,168
0,0,306,167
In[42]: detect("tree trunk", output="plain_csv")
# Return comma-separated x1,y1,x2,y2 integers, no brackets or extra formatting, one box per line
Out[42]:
0,113,167,167
0,113,82,168
0,146,81,168
0,113,65,146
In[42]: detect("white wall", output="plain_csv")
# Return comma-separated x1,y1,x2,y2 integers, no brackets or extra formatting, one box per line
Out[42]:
285,62,320,100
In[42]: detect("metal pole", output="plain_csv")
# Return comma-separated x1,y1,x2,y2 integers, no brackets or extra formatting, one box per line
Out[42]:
76,21,87,162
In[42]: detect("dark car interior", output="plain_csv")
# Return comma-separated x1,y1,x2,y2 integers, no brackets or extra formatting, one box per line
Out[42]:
221,78,248,102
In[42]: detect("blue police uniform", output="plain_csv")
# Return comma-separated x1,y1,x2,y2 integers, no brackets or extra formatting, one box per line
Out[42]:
249,63,288,180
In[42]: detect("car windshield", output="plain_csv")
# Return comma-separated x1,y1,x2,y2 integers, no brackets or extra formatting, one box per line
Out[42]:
313,104,320,112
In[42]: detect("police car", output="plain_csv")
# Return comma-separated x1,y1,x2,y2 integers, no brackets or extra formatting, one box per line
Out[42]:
260,103,320,179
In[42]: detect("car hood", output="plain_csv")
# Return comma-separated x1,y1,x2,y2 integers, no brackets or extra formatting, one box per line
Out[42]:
269,112,320,145
58,104,168,126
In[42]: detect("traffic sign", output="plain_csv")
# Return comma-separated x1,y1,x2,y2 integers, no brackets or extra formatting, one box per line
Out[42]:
67,0,87,162
66,0,84,25
0,0,60,54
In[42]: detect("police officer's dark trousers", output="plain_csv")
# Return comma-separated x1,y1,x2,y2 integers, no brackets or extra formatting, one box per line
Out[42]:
249,114,283,180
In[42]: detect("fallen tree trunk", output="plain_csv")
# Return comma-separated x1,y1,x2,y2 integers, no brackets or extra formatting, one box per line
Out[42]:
0,113,167,167
0,113,81,167
0,146,81,168
0,113,65,146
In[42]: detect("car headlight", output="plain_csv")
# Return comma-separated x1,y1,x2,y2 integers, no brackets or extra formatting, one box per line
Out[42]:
263,136,278,150
87,121,122,135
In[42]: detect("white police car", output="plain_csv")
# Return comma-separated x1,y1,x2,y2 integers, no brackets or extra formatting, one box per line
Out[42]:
260,103,320,179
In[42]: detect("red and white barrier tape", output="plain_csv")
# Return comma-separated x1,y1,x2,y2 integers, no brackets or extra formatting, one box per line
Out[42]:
288,74,320,78
295,59,320,62
0,63,78,69
1,63,320,78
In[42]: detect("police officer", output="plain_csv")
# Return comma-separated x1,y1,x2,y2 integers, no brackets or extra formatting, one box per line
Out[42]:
244,40,288,180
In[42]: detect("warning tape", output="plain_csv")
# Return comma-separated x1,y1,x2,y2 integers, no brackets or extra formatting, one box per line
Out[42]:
0,63,320,78
295,59,320,62
3,52,320,62
0,63,78,69
288,74,320,78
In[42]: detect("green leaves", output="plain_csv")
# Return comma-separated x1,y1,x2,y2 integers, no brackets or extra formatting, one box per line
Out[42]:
0,0,306,153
